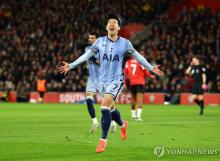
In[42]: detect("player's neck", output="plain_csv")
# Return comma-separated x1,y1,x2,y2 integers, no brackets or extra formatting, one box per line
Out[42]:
107,34,119,42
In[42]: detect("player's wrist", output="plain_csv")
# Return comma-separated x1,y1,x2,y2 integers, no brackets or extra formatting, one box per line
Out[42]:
69,64,74,69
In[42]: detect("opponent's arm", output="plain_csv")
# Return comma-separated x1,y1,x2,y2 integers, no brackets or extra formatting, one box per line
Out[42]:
144,69,154,79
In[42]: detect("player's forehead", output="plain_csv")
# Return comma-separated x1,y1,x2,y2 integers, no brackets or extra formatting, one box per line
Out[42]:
107,19,119,24
89,35,96,38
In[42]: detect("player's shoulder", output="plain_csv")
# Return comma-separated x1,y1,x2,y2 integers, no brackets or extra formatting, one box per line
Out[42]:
119,36,128,41
130,58,137,63
97,36,108,41
198,65,205,69
118,36,130,43
200,65,206,71
94,36,106,43
84,46,91,52
99,36,106,39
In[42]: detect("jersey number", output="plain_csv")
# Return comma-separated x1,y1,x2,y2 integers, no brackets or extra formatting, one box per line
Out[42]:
110,84,119,92
130,64,137,75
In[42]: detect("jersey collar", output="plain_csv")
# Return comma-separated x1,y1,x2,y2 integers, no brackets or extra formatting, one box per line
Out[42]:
107,36,120,42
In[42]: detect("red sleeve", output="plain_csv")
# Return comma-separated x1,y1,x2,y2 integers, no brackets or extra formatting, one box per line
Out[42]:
144,69,153,78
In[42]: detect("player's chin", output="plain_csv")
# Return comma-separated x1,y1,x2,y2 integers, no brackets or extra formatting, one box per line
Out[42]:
108,30,115,34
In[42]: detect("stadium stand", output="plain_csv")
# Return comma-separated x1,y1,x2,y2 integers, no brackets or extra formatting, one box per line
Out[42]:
0,0,219,99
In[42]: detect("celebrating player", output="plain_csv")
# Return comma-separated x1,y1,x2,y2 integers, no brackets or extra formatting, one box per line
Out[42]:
85,32,117,133
124,50,154,121
186,57,207,115
58,13,164,153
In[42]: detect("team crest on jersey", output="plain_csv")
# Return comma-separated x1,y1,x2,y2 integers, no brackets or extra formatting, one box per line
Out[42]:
103,54,119,62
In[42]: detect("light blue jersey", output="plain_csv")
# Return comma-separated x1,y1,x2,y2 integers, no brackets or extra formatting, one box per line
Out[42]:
69,36,153,99
85,46,99,83
90,36,151,84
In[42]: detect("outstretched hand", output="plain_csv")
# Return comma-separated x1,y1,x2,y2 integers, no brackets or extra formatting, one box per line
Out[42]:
152,65,164,77
58,61,70,75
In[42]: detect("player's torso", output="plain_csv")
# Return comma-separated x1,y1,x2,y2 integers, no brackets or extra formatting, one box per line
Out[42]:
126,59,145,85
191,65,203,85
85,46,99,82
97,36,128,83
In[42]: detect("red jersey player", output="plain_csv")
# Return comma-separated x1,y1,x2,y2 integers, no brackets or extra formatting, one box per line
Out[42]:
124,51,153,121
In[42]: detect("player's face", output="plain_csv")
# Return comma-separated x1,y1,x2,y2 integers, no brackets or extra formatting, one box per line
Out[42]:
192,58,199,65
106,19,120,35
88,35,97,45
139,50,145,56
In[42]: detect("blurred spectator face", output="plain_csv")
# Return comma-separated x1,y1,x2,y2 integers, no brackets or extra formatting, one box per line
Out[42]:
106,19,120,36
192,57,199,65
88,35,97,45
139,50,145,56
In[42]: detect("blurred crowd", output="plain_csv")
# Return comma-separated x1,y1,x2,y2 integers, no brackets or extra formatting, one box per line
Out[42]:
0,0,219,100
139,7,220,98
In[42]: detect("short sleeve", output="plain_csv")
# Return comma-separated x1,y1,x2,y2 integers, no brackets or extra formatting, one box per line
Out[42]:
90,38,100,54
201,66,206,73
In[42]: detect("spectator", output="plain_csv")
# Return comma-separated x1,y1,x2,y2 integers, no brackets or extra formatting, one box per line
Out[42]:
0,1,219,95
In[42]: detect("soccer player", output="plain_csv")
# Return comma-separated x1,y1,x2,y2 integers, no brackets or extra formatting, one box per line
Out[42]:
58,14,164,153
186,57,207,115
85,32,117,133
124,50,154,121
84,32,100,133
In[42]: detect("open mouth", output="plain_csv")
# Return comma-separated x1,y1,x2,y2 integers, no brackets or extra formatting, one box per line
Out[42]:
109,27,115,32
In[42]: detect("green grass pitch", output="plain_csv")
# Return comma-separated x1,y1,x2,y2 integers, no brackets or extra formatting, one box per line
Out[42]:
0,103,219,161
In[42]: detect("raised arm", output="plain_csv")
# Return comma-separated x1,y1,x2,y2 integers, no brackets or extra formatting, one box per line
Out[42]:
58,37,101,75
69,49,95,68
131,51,153,70
130,50,164,76
58,49,95,75
126,40,164,76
